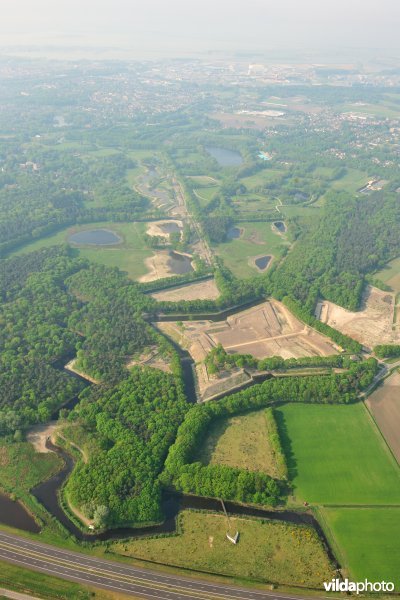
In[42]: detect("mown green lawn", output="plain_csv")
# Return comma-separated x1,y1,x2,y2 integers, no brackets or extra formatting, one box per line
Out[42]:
320,507,400,588
214,221,290,278
12,221,152,280
275,402,400,505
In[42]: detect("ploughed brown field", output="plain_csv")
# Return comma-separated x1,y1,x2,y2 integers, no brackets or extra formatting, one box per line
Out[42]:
366,371,400,464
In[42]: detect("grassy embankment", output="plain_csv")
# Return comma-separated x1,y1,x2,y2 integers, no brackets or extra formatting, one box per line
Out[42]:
112,510,334,588
0,561,134,600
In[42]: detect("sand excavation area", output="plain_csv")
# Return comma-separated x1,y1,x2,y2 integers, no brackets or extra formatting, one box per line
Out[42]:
157,300,339,364
317,286,398,350
366,371,400,463
145,219,183,239
151,278,220,302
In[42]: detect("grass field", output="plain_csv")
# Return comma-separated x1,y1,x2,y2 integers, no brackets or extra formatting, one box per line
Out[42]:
12,222,153,280
193,185,219,207
112,510,334,588
275,403,400,505
0,560,134,599
320,507,400,588
375,256,400,294
330,168,368,193
240,169,284,189
215,221,290,278
195,410,280,477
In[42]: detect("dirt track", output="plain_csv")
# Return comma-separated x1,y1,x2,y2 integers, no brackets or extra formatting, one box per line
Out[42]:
366,371,400,464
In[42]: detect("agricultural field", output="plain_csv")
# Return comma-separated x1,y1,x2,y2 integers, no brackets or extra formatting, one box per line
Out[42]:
275,402,400,505
366,371,400,463
214,222,291,278
317,285,398,349
320,507,400,589
111,510,334,588
195,410,281,477
375,256,400,294
151,278,220,302
12,221,153,280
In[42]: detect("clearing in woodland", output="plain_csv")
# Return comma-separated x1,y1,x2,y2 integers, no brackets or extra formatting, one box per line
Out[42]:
316,286,398,349
195,410,281,478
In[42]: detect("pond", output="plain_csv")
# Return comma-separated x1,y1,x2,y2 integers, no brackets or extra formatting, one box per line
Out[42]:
168,251,193,275
0,493,40,533
68,229,122,246
273,221,286,233
255,255,272,271
227,226,242,240
205,146,243,167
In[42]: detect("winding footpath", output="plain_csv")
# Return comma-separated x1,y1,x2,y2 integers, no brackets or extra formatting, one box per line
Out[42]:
0,531,314,600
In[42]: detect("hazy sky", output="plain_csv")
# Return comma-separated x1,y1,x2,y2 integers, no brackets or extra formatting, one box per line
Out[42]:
1,0,399,59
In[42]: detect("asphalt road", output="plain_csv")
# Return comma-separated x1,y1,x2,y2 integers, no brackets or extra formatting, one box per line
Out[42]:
0,531,312,600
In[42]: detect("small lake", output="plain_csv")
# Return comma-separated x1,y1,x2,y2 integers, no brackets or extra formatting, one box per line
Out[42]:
205,146,243,167
273,221,286,233
168,251,193,275
255,255,272,271
227,226,242,240
68,229,122,246
0,493,40,533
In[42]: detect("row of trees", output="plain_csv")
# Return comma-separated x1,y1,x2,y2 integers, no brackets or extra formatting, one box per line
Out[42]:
205,343,355,375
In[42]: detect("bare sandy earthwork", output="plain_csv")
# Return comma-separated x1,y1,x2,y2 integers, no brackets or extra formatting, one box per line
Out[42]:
157,300,339,364
151,278,220,302
366,371,400,464
27,422,59,453
317,286,398,350
139,250,193,283
145,219,183,238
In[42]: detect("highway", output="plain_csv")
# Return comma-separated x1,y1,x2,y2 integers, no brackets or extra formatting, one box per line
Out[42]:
0,531,311,600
